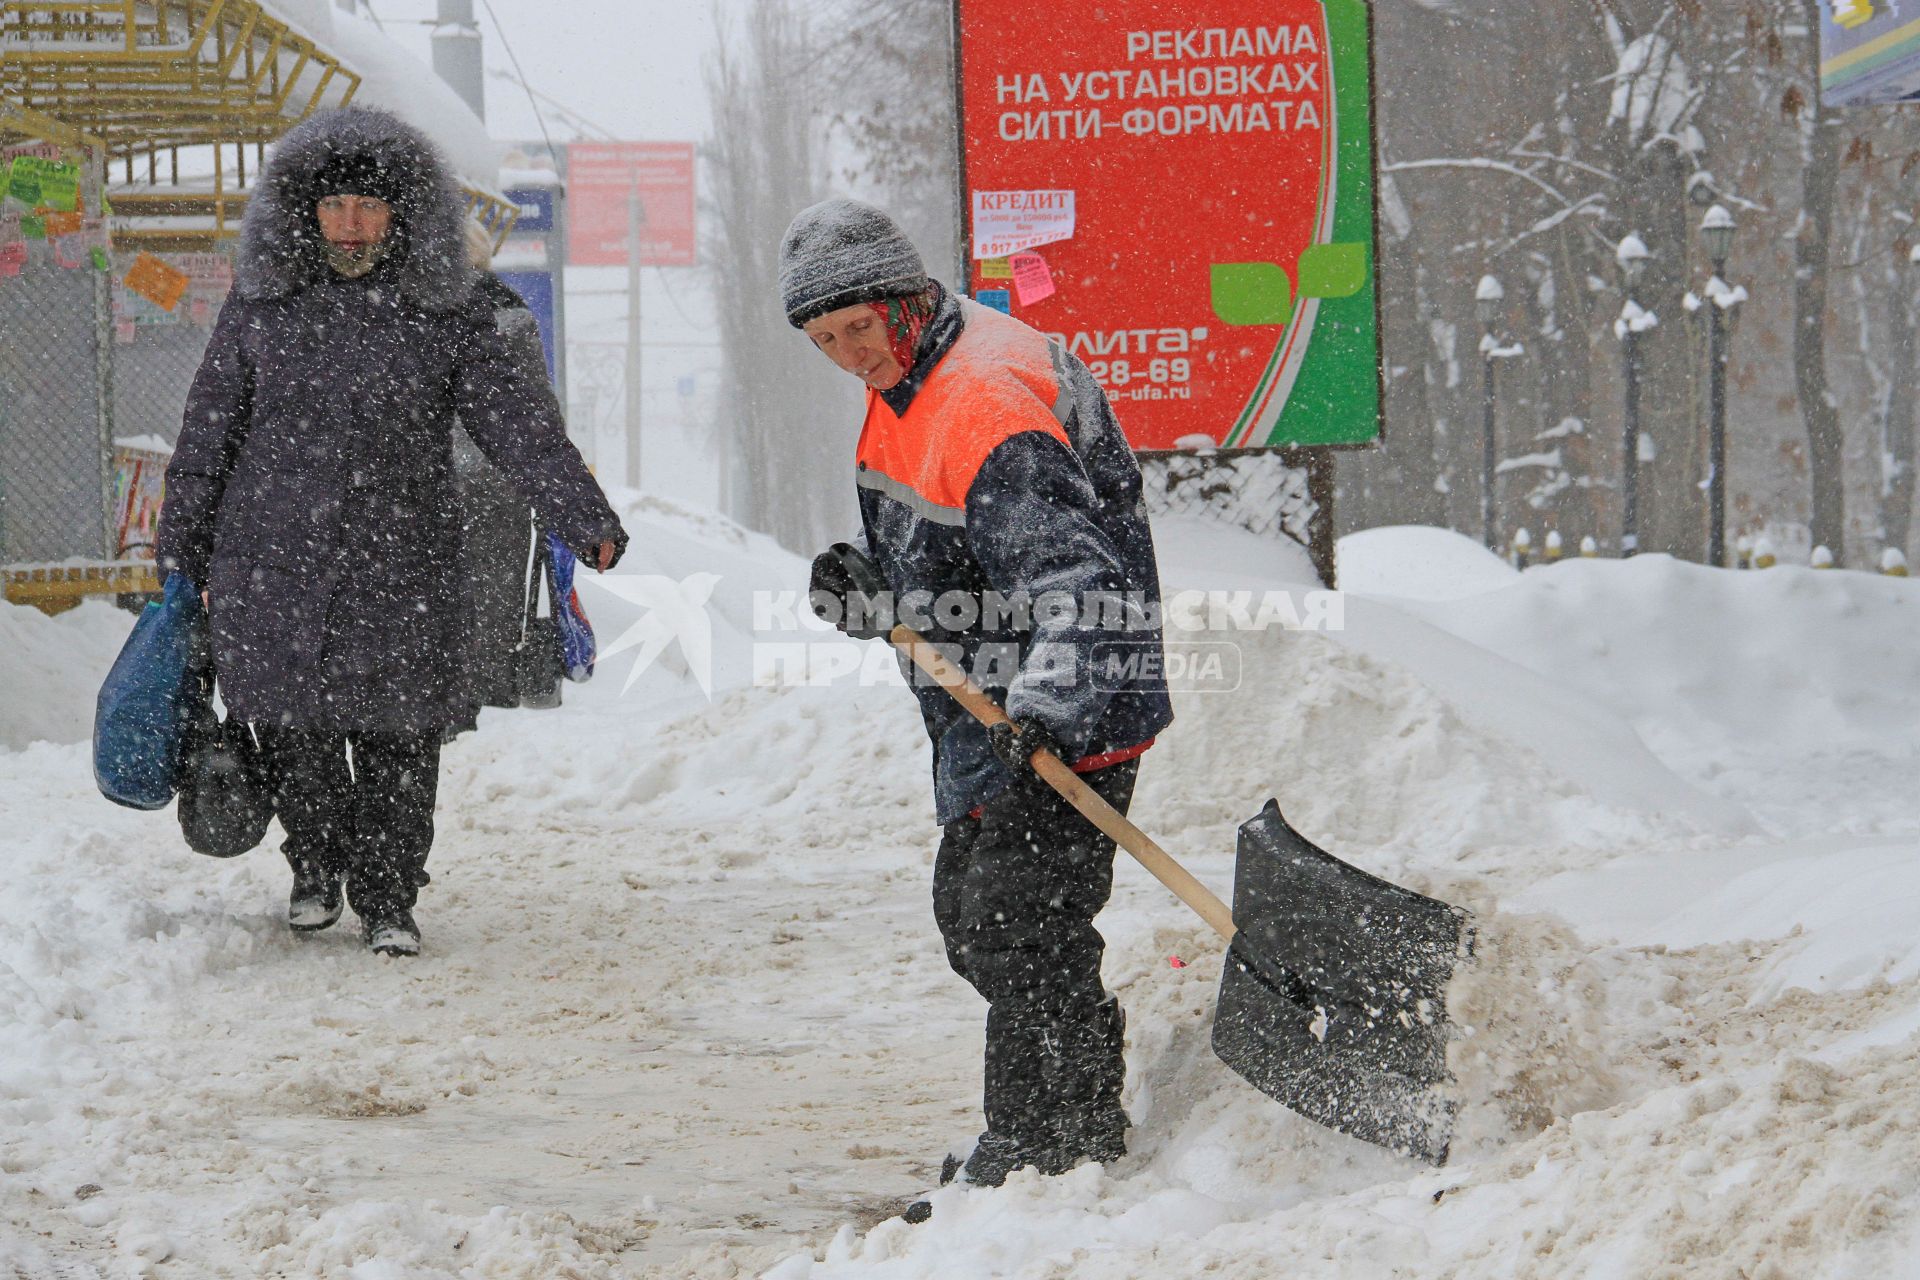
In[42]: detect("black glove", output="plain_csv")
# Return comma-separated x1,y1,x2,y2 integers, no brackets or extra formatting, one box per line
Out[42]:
808,552,853,629
988,716,1068,781
807,542,893,640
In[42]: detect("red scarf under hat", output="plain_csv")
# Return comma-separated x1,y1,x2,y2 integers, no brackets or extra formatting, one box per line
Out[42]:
869,289,938,381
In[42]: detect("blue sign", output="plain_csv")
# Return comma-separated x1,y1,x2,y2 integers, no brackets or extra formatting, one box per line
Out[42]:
495,271,559,385
505,186,556,234
976,288,1012,315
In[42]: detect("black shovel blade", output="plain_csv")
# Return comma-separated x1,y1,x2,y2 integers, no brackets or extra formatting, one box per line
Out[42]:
1212,800,1473,1165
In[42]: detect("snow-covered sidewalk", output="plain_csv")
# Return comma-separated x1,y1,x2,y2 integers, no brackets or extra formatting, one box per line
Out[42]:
4,510,1918,1278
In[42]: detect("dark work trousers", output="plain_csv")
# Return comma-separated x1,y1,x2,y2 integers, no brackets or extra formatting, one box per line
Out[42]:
253,726,442,919
933,760,1138,1149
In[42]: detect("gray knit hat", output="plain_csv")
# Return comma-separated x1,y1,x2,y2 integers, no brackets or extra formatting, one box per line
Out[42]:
779,198,928,327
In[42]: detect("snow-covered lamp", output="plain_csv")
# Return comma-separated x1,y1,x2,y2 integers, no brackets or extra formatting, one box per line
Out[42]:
1616,234,1651,287
1476,274,1504,329
1701,205,1736,271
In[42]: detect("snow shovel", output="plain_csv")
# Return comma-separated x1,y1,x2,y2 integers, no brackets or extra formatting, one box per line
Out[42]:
884,622,1474,1165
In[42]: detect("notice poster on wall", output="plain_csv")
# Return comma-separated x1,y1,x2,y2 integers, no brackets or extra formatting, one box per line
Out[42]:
113,252,231,326
954,0,1382,450
971,190,1076,259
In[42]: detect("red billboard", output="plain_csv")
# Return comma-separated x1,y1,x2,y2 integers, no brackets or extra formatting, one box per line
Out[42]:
955,0,1381,451
566,142,696,267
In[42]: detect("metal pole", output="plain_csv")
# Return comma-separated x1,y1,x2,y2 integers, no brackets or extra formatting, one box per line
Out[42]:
1706,290,1728,567
549,173,574,462
625,185,643,490
1481,346,1497,550
1621,323,1641,558
431,0,486,122
89,147,117,563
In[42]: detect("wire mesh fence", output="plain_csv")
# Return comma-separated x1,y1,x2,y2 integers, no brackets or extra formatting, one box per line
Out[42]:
1138,448,1322,545
2,136,233,577
0,141,111,567
108,250,231,452
1136,447,1335,585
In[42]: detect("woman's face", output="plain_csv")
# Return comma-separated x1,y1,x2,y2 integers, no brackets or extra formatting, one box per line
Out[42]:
315,195,393,253
803,303,905,391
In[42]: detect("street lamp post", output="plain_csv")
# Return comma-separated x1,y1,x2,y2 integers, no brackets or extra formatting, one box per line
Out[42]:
1701,205,1740,567
1615,234,1654,558
1476,274,1505,551
626,183,646,490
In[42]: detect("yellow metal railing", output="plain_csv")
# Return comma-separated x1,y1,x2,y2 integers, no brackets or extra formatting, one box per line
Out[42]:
2,562,160,614
0,100,101,148
8,2,511,248
1,0,361,162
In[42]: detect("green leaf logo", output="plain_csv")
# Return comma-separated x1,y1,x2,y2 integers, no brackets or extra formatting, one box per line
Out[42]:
1211,263,1293,326
1297,243,1368,300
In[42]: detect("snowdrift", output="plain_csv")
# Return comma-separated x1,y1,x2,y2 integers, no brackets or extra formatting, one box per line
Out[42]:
4,512,1919,1279
0,599,135,750
1410,551,1920,757
1337,523,1520,601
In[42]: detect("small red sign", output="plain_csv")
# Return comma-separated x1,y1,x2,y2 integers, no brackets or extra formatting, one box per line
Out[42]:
1010,251,1056,305
566,142,696,268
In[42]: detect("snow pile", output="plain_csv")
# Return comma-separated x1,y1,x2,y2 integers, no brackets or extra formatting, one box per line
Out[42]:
1336,524,1518,600
1406,553,1920,758
257,0,335,42
324,11,502,186
4,515,1920,1277
1609,30,1699,145
0,599,134,750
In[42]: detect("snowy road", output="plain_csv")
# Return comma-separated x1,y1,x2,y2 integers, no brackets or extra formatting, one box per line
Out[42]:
5,511,1920,1278
1,668,993,1276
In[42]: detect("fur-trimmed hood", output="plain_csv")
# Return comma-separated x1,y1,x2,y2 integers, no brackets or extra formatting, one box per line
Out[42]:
235,106,473,312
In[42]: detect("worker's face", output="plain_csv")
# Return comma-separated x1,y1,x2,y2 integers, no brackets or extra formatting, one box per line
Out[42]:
803,303,903,391
315,194,393,253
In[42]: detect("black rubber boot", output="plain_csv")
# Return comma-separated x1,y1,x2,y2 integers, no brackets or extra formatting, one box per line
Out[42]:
362,906,421,957
287,859,344,932
1038,995,1131,1174
950,1002,1058,1187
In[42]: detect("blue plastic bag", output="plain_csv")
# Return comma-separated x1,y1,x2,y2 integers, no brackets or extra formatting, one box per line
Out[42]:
546,532,596,683
93,572,209,810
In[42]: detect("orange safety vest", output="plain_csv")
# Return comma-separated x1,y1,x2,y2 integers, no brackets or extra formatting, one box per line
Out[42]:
855,302,1073,526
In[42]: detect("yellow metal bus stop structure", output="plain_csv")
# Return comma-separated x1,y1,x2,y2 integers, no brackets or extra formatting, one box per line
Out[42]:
2,1,515,611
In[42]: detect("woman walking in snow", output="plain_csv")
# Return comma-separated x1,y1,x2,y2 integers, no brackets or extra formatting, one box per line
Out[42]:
449,218,549,723
157,106,626,956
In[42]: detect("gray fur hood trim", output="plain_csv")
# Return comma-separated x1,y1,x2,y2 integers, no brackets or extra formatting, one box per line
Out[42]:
235,106,473,312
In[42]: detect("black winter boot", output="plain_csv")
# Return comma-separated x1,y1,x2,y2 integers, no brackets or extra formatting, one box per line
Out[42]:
287,861,344,932
1039,995,1131,1173
945,1003,1057,1187
362,906,421,957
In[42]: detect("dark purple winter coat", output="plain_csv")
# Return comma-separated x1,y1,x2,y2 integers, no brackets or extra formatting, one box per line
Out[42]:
156,107,625,733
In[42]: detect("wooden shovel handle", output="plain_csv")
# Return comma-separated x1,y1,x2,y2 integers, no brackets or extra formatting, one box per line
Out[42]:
890,624,1238,942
